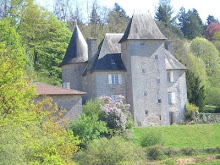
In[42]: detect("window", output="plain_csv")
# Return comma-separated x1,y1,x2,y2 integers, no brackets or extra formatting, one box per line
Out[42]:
63,82,70,89
168,92,175,105
111,95,119,101
154,55,158,60
145,110,148,116
111,58,116,64
108,74,122,84
158,99,162,103
143,91,147,96
156,78,160,83
167,71,174,82
142,69,146,75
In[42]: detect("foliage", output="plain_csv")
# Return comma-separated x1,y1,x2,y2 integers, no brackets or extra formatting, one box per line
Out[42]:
205,22,220,40
185,102,199,120
147,145,166,160
75,136,145,165
18,0,71,84
206,15,219,25
205,87,220,107
99,96,133,131
178,8,204,39
190,38,220,81
134,124,220,149
70,114,107,143
155,0,176,27
186,70,206,108
107,3,130,33
139,130,164,148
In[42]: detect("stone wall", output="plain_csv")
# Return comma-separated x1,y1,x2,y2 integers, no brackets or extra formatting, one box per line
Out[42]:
62,63,87,91
35,95,82,121
122,40,170,126
195,113,220,124
95,71,126,98
167,70,187,124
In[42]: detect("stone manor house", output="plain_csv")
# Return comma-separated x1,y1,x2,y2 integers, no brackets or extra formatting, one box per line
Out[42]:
59,12,187,126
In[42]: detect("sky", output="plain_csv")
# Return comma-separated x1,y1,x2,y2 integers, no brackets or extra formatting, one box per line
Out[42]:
36,0,220,23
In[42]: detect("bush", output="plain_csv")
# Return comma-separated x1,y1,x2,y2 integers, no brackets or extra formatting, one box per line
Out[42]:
70,114,108,144
147,145,165,160
75,136,145,165
180,147,198,156
99,96,133,131
185,102,199,120
139,130,164,148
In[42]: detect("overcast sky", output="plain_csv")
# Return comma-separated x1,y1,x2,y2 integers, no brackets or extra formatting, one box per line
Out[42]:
36,0,220,23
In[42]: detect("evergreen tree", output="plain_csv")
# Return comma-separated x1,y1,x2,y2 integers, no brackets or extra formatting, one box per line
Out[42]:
186,70,205,108
107,3,129,33
178,8,204,39
155,0,176,27
206,15,219,25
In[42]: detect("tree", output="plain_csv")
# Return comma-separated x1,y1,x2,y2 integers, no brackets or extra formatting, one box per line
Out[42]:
155,0,176,27
206,15,219,25
18,0,71,84
186,70,205,108
107,3,130,33
190,37,220,77
178,8,204,39
205,22,220,40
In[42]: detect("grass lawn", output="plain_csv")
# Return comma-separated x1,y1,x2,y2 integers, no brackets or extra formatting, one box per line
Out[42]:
134,124,220,149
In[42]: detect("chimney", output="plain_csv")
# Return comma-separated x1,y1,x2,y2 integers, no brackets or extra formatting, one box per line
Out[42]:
86,38,98,60
164,41,174,55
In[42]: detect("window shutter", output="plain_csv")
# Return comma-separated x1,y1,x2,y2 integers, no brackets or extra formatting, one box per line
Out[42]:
118,74,122,84
63,82,67,88
108,74,112,84
171,92,176,104
170,71,174,82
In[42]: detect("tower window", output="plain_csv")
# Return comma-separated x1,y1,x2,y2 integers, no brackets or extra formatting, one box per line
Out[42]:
145,110,148,115
168,92,175,105
167,71,174,82
156,78,160,83
142,69,146,74
158,99,162,103
154,55,158,60
143,91,147,96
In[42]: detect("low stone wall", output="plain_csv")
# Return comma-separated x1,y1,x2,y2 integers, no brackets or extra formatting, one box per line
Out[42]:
195,113,220,124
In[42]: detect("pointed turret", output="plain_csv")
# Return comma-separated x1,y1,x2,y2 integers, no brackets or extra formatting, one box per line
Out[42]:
119,12,166,43
60,25,88,66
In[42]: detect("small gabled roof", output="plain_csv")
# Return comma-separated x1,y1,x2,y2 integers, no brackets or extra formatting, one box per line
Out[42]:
60,25,88,66
119,12,166,43
83,33,125,75
34,82,85,95
165,50,187,70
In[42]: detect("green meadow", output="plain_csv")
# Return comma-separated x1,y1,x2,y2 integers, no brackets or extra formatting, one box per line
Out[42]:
134,124,220,149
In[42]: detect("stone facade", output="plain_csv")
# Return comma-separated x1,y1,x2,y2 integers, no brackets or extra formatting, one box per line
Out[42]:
61,12,188,126
35,95,83,121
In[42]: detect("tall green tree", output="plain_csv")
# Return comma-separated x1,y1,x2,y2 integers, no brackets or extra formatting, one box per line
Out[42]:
107,3,129,33
190,37,220,78
186,70,205,108
155,0,176,27
18,0,71,84
178,8,204,39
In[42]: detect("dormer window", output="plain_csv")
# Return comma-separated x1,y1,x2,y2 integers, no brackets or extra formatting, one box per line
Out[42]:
111,58,116,64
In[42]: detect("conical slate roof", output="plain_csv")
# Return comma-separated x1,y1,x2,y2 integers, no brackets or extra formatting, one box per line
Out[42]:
119,12,166,43
60,25,88,66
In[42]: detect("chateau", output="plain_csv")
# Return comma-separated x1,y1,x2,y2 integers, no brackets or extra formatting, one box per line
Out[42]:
60,12,187,126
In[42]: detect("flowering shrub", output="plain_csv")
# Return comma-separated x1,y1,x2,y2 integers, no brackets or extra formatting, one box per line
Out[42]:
99,95,133,131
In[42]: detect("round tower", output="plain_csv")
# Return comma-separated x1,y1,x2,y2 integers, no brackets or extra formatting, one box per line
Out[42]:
60,25,88,91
